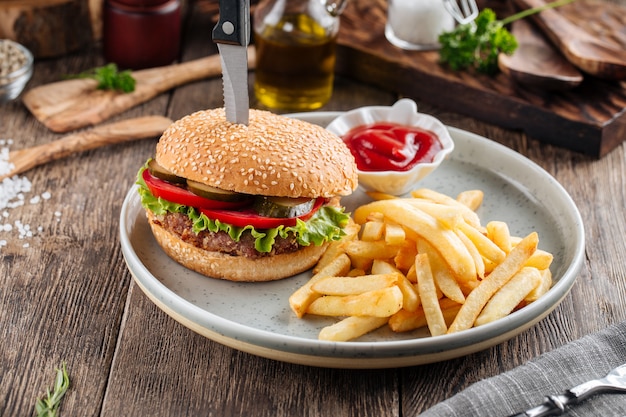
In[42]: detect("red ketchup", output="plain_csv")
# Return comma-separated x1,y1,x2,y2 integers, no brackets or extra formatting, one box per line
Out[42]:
342,122,443,172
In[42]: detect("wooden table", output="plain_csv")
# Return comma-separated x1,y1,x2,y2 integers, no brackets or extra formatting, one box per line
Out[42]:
2,5,625,416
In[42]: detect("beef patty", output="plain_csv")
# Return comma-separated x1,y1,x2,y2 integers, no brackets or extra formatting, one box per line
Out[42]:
150,212,301,259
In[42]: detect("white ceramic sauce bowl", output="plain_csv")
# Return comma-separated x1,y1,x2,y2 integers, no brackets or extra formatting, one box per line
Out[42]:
326,99,454,196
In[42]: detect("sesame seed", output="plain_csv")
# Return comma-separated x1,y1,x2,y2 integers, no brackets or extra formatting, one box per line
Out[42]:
154,107,358,198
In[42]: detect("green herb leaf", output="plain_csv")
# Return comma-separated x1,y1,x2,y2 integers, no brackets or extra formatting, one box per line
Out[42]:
438,0,576,75
35,362,70,417
71,63,136,92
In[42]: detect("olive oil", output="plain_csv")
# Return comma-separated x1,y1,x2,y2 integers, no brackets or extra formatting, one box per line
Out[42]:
254,13,337,111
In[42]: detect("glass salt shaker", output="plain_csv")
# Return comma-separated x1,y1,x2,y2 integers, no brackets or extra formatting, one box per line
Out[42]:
385,0,455,50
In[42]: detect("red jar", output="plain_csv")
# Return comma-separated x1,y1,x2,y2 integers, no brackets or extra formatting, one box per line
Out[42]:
114,0,169,6
103,0,181,70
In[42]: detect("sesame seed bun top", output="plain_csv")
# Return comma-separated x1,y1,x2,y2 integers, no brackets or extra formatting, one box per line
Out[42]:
155,108,358,199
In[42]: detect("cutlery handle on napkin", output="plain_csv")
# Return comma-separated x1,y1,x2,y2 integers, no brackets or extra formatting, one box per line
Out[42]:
508,393,574,417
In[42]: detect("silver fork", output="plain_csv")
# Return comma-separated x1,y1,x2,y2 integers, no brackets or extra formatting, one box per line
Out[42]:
509,363,626,417
442,0,478,25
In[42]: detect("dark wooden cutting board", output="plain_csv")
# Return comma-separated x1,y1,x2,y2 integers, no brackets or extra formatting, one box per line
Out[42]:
334,0,626,158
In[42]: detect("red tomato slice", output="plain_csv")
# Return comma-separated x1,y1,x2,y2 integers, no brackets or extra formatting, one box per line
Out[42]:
142,169,251,210
200,197,325,229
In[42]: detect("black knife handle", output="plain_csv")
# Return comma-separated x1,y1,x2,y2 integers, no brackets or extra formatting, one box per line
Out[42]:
212,0,250,45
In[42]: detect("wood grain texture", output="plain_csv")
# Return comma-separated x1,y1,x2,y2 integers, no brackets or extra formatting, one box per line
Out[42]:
0,2,625,416
335,0,626,157
515,0,626,79
498,19,584,90
0,0,94,58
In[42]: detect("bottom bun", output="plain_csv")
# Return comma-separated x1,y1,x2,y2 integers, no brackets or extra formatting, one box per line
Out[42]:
146,211,329,282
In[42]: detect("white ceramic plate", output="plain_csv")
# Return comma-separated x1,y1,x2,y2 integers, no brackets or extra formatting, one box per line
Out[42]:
119,112,584,369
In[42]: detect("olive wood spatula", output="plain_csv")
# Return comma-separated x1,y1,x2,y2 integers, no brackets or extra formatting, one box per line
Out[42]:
498,19,583,90
22,47,255,133
0,115,173,181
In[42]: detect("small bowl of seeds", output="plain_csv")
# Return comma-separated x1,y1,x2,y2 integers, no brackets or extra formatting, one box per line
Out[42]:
0,39,34,104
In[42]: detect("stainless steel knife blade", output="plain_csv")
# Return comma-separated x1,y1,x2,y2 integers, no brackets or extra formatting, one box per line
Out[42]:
212,0,250,125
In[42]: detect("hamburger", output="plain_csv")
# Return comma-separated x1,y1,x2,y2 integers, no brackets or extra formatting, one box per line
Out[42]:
136,108,358,282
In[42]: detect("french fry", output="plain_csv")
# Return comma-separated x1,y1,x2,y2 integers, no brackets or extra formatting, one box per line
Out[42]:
475,267,542,326
319,316,389,341
343,240,400,260
289,253,351,318
457,221,506,264
447,232,539,333
398,275,421,312
394,240,419,273
525,249,554,270
406,264,417,283
347,268,367,277
389,308,426,332
313,222,359,274
509,236,554,270
290,187,555,342
366,212,385,222
417,239,468,303
370,259,400,275
371,260,421,312
483,257,497,275
411,188,482,229
343,240,400,271
354,199,477,283
312,273,400,296
455,229,486,279
486,221,512,253
404,200,464,229
307,286,404,317
385,222,406,246
389,298,462,332
415,254,448,336
456,189,484,211
361,217,385,242
524,268,553,303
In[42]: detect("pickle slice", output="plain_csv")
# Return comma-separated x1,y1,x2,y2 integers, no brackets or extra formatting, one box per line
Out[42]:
147,159,186,184
186,179,249,202
253,196,316,218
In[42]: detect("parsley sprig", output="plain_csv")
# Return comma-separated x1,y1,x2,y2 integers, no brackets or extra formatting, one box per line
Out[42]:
73,63,136,92
35,362,70,417
438,0,576,75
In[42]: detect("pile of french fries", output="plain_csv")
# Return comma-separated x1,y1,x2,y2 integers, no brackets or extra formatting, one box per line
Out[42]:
289,188,554,342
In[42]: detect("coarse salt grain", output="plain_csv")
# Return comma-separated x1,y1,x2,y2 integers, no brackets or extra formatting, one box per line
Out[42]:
0,138,59,250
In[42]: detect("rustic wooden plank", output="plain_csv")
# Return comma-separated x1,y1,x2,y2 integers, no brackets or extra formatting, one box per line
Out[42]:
0,32,170,416
335,0,626,157
1,2,625,417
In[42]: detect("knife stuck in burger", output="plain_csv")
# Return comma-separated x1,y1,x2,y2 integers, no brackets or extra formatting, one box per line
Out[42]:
135,108,359,281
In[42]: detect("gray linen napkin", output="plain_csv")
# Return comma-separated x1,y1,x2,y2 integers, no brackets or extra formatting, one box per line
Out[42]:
419,321,626,416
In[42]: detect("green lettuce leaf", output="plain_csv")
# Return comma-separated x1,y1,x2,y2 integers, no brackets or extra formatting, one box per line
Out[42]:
136,164,351,253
